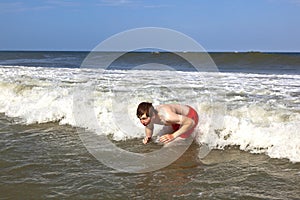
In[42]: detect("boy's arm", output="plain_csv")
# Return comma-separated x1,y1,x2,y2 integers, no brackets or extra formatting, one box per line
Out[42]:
171,116,194,138
159,114,194,143
143,123,154,144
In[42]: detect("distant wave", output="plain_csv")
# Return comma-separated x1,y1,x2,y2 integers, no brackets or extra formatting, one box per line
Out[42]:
210,52,300,74
0,51,300,74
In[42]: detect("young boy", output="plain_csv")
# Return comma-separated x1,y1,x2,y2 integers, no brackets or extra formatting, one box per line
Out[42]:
136,102,199,144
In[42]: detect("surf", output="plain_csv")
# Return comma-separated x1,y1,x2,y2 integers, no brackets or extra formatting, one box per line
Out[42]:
1,65,299,163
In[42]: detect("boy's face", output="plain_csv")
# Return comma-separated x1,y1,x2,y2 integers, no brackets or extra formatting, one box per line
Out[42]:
139,113,151,126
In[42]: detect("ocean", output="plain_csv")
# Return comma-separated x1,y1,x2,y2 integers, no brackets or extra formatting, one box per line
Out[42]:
0,51,299,199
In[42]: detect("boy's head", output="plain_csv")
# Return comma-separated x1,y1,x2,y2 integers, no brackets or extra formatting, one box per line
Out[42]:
136,102,153,118
136,102,153,126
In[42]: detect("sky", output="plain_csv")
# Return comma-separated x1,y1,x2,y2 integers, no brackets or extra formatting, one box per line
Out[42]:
0,0,300,52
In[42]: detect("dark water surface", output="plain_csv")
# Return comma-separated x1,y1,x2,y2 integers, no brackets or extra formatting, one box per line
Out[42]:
1,114,299,199
1,51,300,74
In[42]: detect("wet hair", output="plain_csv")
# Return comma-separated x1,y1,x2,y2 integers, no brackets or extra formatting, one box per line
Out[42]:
136,102,153,118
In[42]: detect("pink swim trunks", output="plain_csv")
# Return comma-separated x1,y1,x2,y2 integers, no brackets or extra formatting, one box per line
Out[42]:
171,106,199,138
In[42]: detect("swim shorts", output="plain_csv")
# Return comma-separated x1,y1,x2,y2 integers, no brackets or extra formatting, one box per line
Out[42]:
171,106,199,138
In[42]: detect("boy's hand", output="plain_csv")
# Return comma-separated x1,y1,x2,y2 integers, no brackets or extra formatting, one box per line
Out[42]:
159,134,174,143
143,136,151,144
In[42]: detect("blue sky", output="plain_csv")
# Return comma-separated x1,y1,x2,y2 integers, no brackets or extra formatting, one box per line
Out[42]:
0,0,300,52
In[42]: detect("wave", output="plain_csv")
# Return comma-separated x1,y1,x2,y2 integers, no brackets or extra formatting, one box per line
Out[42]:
1,51,300,74
0,65,299,162
197,104,300,163
211,52,300,74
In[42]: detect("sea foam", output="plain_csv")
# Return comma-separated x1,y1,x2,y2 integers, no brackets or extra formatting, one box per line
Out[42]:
0,65,299,162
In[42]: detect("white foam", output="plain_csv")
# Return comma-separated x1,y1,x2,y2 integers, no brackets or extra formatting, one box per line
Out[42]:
196,103,300,163
0,65,299,162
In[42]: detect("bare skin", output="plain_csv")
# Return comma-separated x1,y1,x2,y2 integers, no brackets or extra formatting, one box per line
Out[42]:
139,104,195,144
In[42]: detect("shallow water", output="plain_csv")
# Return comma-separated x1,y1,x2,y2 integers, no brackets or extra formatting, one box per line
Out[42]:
1,115,299,199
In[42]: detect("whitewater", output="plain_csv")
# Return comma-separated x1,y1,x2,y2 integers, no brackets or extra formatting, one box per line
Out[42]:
0,65,299,162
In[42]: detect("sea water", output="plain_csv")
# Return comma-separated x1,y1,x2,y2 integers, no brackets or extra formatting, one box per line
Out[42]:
0,51,299,199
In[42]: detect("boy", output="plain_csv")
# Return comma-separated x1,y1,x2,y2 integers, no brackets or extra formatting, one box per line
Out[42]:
136,102,198,144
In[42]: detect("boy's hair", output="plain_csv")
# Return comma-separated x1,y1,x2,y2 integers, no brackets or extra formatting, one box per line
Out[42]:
136,102,153,118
